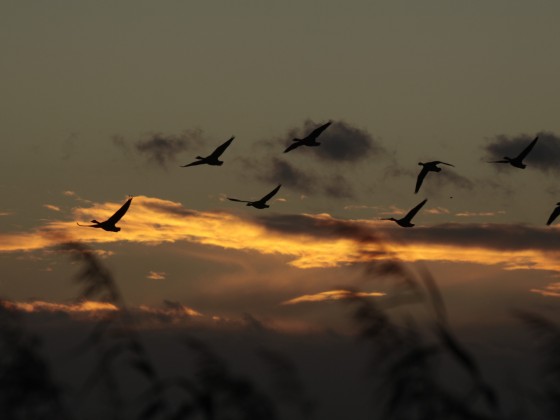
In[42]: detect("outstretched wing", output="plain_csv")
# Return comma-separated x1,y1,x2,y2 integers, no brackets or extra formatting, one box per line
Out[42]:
76,222,96,228
488,160,509,163
515,136,538,161
181,159,206,167
105,197,133,225
259,185,281,203
433,161,454,167
307,121,332,140
227,197,251,203
546,206,560,226
405,199,427,221
284,141,303,153
415,167,429,194
209,136,235,159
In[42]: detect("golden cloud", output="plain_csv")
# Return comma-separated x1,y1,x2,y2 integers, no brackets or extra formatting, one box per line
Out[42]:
0,299,203,320
530,282,560,298
0,196,366,269
0,299,321,332
1,196,560,273
2,300,118,314
44,204,61,212
137,303,202,318
282,289,385,305
147,271,166,280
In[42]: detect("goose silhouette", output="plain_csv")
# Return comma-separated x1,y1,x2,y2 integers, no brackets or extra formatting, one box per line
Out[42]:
181,136,234,167
77,197,132,232
381,199,427,227
415,161,454,194
284,122,331,153
489,136,538,169
228,185,281,209
546,202,560,226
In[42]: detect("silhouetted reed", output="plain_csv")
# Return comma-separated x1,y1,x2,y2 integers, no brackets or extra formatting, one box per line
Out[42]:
257,348,315,419
58,241,166,419
2,239,559,419
181,336,278,420
57,241,285,420
0,299,71,420
346,255,502,420
516,312,560,419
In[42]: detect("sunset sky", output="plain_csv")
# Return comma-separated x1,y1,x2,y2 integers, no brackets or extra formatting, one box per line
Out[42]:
1,2,560,417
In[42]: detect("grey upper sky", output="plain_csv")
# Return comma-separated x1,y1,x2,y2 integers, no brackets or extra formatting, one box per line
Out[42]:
3,1,560,214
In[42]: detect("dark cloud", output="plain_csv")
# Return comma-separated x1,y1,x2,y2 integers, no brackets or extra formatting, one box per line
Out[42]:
402,223,560,252
256,213,560,254
256,158,356,199
243,119,384,199
113,129,204,168
286,120,385,163
259,158,315,194
256,213,377,242
485,132,560,173
135,135,185,166
322,175,355,198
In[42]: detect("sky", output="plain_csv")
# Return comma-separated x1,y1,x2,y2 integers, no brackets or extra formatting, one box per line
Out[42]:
1,1,560,418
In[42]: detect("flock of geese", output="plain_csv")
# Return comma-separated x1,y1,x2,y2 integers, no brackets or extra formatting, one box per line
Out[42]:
77,123,559,231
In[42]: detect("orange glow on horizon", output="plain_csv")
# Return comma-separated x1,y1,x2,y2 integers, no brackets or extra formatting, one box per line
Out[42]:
1,195,560,275
0,299,204,319
530,282,560,298
2,300,118,313
0,299,321,333
282,289,386,305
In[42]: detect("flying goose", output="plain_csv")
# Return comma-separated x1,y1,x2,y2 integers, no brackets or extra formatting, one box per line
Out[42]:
227,185,281,209
546,202,560,226
284,122,331,153
415,161,454,194
77,197,132,232
381,199,427,228
489,136,538,169
181,136,234,167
